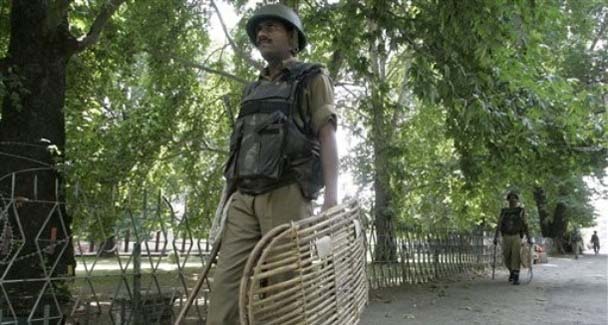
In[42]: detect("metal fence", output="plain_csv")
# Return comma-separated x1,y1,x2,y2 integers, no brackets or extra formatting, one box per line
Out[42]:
0,167,214,324
0,169,497,324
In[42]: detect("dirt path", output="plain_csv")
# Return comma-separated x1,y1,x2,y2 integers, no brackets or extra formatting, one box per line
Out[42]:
361,254,608,325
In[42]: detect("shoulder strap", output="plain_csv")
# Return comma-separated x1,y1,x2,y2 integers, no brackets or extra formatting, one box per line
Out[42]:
288,62,325,134
499,208,507,218
243,80,261,97
286,62,324,82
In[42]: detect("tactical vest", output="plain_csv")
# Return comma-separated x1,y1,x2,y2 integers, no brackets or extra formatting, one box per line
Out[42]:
500,207,524,235
224,62,324,199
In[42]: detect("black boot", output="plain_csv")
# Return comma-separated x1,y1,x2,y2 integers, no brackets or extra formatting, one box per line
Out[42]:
508,270,514,282
512,270,520,285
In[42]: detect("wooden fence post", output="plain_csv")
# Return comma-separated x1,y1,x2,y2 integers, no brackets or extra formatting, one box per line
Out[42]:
431,234,438,280
124,229,130,253
441,233,447,278
405,233,411,284
416,232,422,283
154,231,160,253
399,236,407,285
424,232,431,282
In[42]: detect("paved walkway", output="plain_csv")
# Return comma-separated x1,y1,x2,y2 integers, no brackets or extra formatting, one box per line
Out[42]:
361,254,608,325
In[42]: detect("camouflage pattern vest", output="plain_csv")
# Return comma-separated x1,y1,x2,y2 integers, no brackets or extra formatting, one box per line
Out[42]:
500,207,525,235
224,62,324,199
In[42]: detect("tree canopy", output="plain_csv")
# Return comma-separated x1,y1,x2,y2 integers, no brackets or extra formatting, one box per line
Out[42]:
1,0,606,238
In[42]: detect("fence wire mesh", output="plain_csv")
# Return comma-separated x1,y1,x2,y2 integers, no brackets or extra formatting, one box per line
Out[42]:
0,167,214,324
0,168,498,324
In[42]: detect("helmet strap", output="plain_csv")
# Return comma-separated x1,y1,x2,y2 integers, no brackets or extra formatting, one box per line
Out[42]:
289,31,300,55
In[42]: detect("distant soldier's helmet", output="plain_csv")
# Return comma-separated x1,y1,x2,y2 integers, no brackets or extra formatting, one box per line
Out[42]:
506,191,519,200
246,4,307,52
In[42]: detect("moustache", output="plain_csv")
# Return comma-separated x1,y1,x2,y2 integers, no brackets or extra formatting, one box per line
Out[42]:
256,37,272,45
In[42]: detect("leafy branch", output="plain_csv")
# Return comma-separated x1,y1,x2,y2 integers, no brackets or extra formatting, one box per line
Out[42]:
589,11,607,52
328,49,344,81
170,55,249,84
71,0,127,54
161,136,228,162
210,0,263,70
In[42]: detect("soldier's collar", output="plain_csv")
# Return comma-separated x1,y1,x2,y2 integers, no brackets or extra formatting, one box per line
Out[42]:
260,58,299,81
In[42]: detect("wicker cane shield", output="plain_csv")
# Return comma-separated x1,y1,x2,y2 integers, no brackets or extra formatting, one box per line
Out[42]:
520,243,531,269
520,242,533,284
239,200,368,325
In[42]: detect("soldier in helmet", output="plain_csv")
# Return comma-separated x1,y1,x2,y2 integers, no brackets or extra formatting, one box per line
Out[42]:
571,225,583,258
590,230,600,255
206,4,338,324
493,191,532,285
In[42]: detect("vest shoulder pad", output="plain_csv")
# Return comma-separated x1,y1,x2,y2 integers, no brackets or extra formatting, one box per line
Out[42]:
288,62,325,82
501,207,523,215
243,80,261,97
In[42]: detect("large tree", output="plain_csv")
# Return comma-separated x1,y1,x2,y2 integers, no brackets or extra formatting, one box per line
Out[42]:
415,0,606,242
0,0,245,318
0,0,126,318
300,0,606,245
299,0,549,259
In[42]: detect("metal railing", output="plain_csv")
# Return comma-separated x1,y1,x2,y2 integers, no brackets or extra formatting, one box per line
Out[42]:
0,169,497,324
0,166,214,324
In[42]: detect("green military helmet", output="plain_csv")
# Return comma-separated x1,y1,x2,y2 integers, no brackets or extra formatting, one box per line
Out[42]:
246,4,307,52
506,190,519,200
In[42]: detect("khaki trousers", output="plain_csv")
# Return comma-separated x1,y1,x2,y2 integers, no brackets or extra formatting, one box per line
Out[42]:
206,183,312,325
502,234,521,271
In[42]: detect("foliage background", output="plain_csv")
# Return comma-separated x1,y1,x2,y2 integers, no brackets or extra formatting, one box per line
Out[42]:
1,0,606,240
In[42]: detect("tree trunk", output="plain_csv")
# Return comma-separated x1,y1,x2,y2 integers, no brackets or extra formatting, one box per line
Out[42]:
534,187,553,237
99,235,117,257
0,1,75,318
373,169,397,261
370,80,397,262
551,201,569,253
367,11,397,263
533,186,569,253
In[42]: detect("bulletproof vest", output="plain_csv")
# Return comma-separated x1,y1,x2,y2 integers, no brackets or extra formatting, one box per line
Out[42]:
500,207,524,235
224,62,324,199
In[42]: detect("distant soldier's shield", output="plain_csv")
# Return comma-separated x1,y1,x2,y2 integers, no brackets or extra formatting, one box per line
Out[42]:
520,243,531,268
520,242,533,284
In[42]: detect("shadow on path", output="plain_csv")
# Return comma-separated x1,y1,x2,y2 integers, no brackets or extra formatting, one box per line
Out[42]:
361,254,608,325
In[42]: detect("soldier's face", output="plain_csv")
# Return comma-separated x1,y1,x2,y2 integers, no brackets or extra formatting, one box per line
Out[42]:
255,19,293,61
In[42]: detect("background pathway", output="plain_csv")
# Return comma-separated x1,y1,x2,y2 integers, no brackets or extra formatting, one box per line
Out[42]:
361,254,608,325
